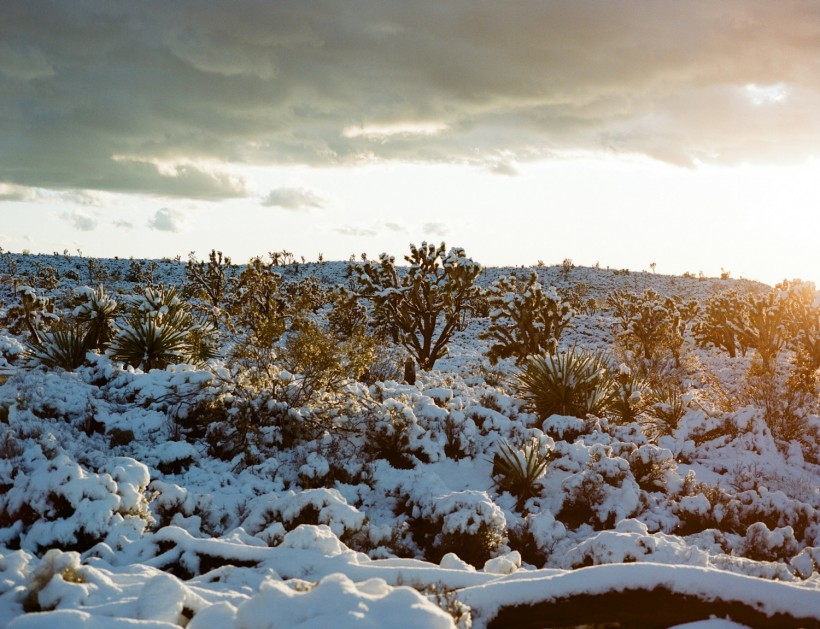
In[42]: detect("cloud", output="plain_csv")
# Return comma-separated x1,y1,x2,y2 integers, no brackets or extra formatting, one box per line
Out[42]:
62,210,98,231
0,42,55,81
422,222,447,237
335,225,378,237
1,0,820,200
0,184,40,202
384,222,406,232
261,186,325,210
148,208,184,232
113,219,134,229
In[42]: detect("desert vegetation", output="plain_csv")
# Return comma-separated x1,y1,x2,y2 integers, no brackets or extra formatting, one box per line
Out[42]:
0,244,818,627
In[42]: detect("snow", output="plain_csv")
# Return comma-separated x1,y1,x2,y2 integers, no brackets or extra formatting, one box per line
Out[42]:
0,254,818,627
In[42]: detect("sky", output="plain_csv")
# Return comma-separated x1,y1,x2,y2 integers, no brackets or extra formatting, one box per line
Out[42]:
1,0,819,286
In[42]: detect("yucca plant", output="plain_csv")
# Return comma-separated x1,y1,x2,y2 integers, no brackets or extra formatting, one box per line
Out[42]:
491,438,551,511
109,286,217,370
514,347,614,420
28,325,87,371
608,368,648,424
642,384,686,441
73,285,119,351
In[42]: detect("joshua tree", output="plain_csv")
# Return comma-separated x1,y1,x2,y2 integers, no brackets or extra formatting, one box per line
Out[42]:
353,242,481,370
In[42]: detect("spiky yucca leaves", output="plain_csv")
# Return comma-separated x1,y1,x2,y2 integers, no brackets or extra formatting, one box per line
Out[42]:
642,385,686,441
73,285,118,351
492,438,552,511
481,272,573,365
515,347,614,420
28,324,87,371
109,286,217,371
608,367,648,424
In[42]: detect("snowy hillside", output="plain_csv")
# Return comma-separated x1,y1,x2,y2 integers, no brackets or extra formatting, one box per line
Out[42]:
0,249,818,628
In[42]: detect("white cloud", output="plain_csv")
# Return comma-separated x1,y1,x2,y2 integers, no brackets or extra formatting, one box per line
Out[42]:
113,219,134,229
336,225,378,237
422,222,448,237
0,184,40,202
62,210,98,231
148,208,184,232
384,222,406,232
261,187,325,210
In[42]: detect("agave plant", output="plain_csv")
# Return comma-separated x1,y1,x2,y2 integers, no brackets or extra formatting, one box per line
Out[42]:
491,438,551,511
514,347,614,420
28,325,87,371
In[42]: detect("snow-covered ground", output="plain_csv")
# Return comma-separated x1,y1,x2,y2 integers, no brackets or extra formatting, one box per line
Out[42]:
0,252,818,628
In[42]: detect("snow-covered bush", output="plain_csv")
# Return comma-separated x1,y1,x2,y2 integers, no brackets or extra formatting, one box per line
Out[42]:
398,490,507,567
22,549,86,613
558,443,641,530
241,489,366,548
0,451,153,553
481,272,572,364
362,398,427,469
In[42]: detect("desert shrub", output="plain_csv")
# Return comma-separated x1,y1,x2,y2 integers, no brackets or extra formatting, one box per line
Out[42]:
491,437,553,511
400,490,507,567
225,256,286,348
280,319,376,396
109,286,216,370
327,287,369,339
31,262,59,291
23,549,86,613
481,272,573,365
28,324,87,371
742,359,816,443
241,489,366,547
741,522,799,563
184,249,233,312
362,399,425,469
623,443,677,492
515,347,614,420
558,282,595,314
282,276,329,320
558,444,639,530
353,242,481,370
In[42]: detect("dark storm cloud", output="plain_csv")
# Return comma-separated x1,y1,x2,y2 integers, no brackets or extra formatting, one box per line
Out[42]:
2,0,819,198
